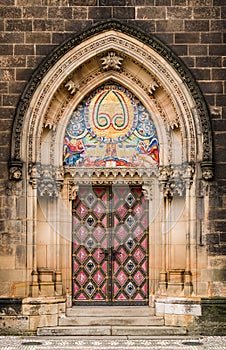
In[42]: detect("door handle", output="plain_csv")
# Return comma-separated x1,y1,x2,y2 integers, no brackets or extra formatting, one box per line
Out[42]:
100,250,109,260
112,250,122,260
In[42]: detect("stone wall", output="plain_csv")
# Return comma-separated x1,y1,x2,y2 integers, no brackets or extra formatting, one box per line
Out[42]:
0,0,225,327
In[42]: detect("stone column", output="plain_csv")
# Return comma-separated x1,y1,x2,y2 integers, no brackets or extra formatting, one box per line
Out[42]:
183,166,194,296
29,164,40,297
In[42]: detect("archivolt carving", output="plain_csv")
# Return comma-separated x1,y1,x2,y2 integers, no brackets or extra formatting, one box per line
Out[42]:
11,20,212,176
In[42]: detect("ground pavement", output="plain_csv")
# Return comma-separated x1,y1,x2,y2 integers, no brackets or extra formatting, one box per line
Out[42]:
0,336,225,350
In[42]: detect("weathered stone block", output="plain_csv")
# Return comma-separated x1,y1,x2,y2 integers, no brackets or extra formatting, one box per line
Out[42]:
100,0,127,5
16,68,33,81
194,7,220,19
201,32,222,44
72,7,87,20
170,44,187,56
69,0,97,5
113,7,135,19
164,314,194,327
167,7,192,19
48,7,73,19
196,56,222,67
0,7,22,18
14,44,34,55
191,297,226,335
188,0,212,5
5,20,32,32
25,33,51,44
191,68,210,80
33,19,65,31
88,6,112,19
137,7,166,19
29,314,58,331
36,44,57,55
23,302,58,316
64,20,92,33
129,20,155,34
185,20,209,32
17,0,42,4
175,33,199,44
23,7,47,19
0,0,15,5
189,45,207,56
0,315,29,335
206,234,220,245
0,45,13,55
209,45,226,56
213,69,226,80
199,82,223,94
156,20,184,32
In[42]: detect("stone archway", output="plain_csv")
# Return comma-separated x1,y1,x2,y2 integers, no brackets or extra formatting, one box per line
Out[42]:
9,20,213,330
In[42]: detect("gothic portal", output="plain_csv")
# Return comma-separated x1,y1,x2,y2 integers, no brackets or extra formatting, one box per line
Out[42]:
8,20,214,333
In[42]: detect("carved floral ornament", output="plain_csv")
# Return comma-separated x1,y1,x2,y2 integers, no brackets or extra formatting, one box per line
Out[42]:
9,20,213,182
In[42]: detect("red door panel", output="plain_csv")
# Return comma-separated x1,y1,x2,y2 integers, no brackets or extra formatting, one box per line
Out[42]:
72,186,149,305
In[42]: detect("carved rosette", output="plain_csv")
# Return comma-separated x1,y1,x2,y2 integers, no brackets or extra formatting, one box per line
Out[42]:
29,163,64,198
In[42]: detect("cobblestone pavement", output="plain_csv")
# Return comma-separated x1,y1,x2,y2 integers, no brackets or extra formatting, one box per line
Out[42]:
0,336,225,350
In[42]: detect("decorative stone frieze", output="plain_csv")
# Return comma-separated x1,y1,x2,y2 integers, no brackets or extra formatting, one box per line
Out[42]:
64,166,159,180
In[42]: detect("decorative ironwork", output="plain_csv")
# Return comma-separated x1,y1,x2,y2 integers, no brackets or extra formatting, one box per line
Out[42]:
72,185,148,305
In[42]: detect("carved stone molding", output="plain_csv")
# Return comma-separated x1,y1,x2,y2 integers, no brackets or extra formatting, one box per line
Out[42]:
64,166,159,180
11,20,212,165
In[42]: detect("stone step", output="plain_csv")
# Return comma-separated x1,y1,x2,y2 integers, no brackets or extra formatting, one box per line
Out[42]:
66,306,155,317
59,315,164,326
37,325,187,336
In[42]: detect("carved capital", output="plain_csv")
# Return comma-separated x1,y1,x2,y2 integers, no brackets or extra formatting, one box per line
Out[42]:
29,163,64,197
201,161,214,181
159,163,194,198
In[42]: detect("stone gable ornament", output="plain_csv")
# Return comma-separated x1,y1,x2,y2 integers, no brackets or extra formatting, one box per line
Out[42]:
101,52,123,70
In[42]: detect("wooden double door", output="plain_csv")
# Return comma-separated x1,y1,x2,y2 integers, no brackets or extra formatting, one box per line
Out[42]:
72,185,149,305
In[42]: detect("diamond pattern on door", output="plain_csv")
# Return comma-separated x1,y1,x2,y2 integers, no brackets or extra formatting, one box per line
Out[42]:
72,186,149,305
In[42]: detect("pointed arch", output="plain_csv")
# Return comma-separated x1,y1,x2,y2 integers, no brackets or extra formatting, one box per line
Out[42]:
10,20,213,180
